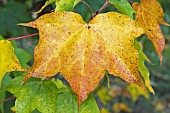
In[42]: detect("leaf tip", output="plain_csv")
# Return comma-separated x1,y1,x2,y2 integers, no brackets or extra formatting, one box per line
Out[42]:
17,23,27,26
145,81,155,95
162,21,170,26
17,22,36,28
148,86,155,95
33,10,41,15
159,55,163,65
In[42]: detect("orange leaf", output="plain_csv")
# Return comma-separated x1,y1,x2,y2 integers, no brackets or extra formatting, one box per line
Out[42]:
20,12,145,105
132,0,170,62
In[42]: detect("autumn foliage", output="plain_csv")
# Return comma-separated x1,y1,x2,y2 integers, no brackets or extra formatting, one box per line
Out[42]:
0,0,169,112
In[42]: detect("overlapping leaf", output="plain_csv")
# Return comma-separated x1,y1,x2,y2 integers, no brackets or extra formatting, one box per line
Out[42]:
34,0,80,14
109,0,135,18
132,0,170,62
0,40,24,86
7,76,100,113
134,40,154,94
21,12,145,105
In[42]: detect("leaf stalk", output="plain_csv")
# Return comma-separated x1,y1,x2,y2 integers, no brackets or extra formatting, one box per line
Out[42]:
88,0,109,23
7,33,39,41
0,96,16,104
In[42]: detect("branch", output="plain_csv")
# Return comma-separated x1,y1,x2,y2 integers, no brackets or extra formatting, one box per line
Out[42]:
0,96,16,104
88,0,109,22
7,33,39,41
97,0,109,14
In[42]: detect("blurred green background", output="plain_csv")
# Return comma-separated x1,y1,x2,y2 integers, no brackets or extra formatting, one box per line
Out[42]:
0,0,170,113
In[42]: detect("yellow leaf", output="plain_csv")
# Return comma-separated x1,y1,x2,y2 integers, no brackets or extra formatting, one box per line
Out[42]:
132,0,170,62
113,102,132,113
127,83,149,102
21,12,145,105
97,87,112,105
0,40,24,86
10,106,16,112
101,108,110,113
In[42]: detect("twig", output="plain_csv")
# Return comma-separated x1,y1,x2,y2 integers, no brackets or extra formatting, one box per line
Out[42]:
81,0,94,14
127,0,133,3
0,96,16,104
97,0,109,14
7,33,39,41
88,0,109,22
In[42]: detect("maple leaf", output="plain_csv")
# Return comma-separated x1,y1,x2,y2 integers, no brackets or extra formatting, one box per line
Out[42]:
0,40,24,86
132,0,170,62
34,0,80,14
109,0,135,18
7,76,100,113
21,12,145,105
134,40,155,94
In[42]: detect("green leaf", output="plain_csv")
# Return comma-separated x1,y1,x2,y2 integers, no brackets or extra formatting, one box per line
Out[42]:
0,73,12,91
56,92,100,113
0,35,5,40
12,48,32,77
7,77,99,113
34,0,81,14
55,92,78,113
0,91,6,113
79,94,100,113
55,0,81,12
134,40,155,94
14,48,32,69
0,1,31,36
109,0,135,18
73,0,81,7
52,79,67,89
7,76,58,113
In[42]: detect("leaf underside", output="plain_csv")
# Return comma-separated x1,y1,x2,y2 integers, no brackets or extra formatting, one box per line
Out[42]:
21,12,145,105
